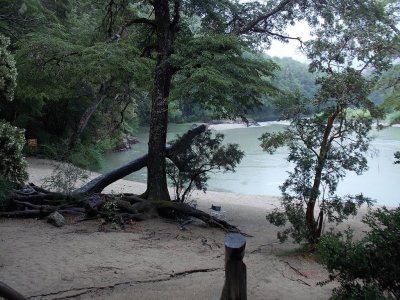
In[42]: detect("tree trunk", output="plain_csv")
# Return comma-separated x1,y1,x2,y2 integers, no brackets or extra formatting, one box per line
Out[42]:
305,107,340,242
75,124,207,195
75,155,148,194
68,78,113,150
146,0,174,201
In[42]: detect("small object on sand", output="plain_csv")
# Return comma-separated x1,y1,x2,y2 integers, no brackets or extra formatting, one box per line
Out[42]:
210,205,226,220
47,211,65,227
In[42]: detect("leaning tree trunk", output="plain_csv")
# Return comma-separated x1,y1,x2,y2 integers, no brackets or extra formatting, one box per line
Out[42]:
305,106,340,243
68,78,114,150
75,124,208,194
146,0,175,201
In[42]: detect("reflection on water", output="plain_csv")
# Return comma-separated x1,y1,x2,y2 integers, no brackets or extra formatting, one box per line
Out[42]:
101,123,400,206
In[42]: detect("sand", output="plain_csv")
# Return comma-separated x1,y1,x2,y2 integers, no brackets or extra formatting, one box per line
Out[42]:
0,158,369,299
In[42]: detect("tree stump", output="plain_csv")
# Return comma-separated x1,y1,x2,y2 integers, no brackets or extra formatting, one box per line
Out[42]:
221,233,247,300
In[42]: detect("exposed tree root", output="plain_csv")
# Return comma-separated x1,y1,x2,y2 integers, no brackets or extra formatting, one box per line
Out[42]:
282,260,309,278
3,183,243,234
29,268,222,299
1,125,246,234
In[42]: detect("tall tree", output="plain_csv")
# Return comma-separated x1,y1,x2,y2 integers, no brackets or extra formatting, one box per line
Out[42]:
260,0,399,244
110,0,333,201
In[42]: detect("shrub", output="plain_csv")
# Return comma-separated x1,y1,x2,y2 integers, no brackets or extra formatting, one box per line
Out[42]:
42,161,89,194
40,140,104,170
0,120,28,184
0,178,17,211
317,207,400,299
167,129,244,203
0,33,17,102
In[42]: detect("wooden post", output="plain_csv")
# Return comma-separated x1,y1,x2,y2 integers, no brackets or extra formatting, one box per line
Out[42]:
221,233,247,300
0,281,27,300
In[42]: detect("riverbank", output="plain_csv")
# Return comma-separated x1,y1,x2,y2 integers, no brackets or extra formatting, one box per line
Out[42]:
0,158,370,299
207,120,290,131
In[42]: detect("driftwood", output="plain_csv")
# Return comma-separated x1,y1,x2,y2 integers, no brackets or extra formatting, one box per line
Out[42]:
221,233,247,300
1,125,245,233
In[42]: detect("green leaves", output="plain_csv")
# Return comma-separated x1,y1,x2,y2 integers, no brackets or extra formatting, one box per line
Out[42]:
259,131,291,155
7,1,154,147
170,34,278,120
307,0,397,75
0,33,17,102
317,207,400,299
167,129,244,202
0,120,28,184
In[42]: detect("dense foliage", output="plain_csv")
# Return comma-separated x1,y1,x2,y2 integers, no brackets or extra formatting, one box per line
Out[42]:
0,33,17,102
0,1,153,169
317,207,400,299
0,120,28,184
375,63,400,131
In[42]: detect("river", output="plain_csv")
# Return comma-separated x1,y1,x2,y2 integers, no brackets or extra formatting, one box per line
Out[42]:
101,122,400,206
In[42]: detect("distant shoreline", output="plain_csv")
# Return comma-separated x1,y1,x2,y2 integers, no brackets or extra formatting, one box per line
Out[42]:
208,120,290,130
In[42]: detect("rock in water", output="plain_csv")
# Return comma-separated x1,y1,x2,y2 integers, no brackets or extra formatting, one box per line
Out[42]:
47,211,65,227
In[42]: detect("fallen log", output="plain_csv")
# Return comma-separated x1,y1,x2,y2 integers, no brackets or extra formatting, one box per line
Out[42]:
76,124,208,194
75,155,148,194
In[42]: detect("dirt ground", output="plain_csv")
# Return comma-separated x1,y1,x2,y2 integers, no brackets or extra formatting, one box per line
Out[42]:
0,158,369,299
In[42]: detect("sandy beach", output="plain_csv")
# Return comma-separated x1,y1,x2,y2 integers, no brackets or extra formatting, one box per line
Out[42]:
0,158,369,299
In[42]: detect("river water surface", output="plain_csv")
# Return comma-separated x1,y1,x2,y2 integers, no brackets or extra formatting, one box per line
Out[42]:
101,122,400,206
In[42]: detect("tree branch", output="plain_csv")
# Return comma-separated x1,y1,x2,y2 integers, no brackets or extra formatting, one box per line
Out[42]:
108,17,156,42
252,28,303,45
234,0,294,35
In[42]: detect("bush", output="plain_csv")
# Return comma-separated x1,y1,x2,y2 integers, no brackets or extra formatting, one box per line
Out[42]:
40,140,104,170
0,33,17,102
0,120,28,184
42,162,89,194
317,207,400,299
0,178,17,211
167,129,244,203
68,142,104,170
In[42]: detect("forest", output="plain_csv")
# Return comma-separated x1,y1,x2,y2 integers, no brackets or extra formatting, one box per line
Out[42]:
0,0,400,299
